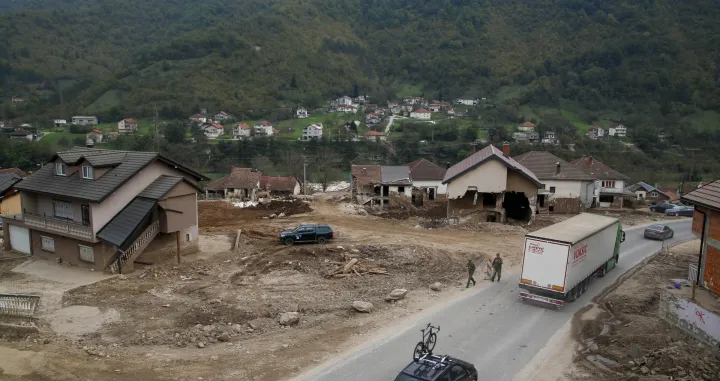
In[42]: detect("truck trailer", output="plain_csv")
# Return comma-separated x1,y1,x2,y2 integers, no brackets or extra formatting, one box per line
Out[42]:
519,213,626,307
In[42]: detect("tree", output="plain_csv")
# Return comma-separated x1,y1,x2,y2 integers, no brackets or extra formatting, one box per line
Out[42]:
352,83,360,98
312,144,342,191
165,122,188,144
290,75,298,89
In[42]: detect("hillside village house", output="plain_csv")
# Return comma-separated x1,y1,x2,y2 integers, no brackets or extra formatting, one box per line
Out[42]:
253,120,274,136
214,111,231,121
608,123,628,137
335,96,354,106
512,132,529,142
587,126,605,140
54,119,67,127
296,107,309,119
189,114,207,124
428,101,450,112
233,123,252,139
366,113,381,125
10,129,33,140
626,182,673,203
302,123,323,141
407,159,447,200
117,118,138,134
0,170,24,218
455,98,478,105
442,143,543,223
204,167,262,200
202,123,224,139
570,156,632,208
259,176,301,197
517,121,536,132
86,128,104,143
542,131,559,145
681,180,720,296
12,96,24,104
72,116,98,125
2,147,207,273
514,151,596,213
410,108,432,120
364,130,386,142
350,165,412,207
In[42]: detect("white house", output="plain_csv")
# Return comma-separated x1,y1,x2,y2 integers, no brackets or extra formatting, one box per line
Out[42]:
86,128,104,143
515,151,597,210
117,118,138,134
72,116,98,125
203,123,224,139
364,130,386,142
215,111,231,121
302,123,323,141
253,120,274,136
608,123,627,137
233,123,252,139
296,107,309,119
587,126,605,140
334,104,357,113
410,108,432,120
517,121,536,132
542,131,559,145
53,119,67,127
454,98,478,106
570,156,631,208
335,96,354,106
407,159,447,200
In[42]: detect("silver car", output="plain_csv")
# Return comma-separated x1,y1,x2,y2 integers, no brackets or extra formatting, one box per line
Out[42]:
644,224,674,240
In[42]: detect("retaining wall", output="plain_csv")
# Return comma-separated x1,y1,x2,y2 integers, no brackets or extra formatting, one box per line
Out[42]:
658,288,720,348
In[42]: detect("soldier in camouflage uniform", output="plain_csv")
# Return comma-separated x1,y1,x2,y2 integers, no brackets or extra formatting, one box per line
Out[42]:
466,259,476,288
491,253,503,282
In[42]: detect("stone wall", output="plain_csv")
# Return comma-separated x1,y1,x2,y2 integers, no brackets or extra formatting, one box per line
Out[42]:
658,288,720,348
549,197,583,214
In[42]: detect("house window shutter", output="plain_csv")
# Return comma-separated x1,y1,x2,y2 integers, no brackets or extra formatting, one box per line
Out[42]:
79,245,94,263
41,236,55,252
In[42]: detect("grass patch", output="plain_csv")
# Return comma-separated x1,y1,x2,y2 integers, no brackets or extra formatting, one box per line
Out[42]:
86,89,125,114
680,110,720,132
395,83,423,99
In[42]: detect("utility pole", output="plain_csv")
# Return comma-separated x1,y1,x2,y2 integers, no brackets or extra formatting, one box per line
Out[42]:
303,160,307,197
681,148,701,196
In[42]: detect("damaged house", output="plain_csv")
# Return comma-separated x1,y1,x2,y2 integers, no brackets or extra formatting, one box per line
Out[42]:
570,156,632,208
350,165,412,207
407,158,447,201
259,176,301,197
204,167,261,200
442,143,543,222
514,151,596,213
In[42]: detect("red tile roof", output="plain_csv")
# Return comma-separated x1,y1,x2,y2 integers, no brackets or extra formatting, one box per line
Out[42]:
414,108,431,113
123,118,138,123
205,167,262,191
0,168,28,177
91,128,103,134
513,151,595,181
260,176,298,192
351,165,382,186
569,156,629,181
520,121,536,127
442,144,542,186
260,120,272,126
237,123,251,129
407,159,446,181
211,123,224,129
364,131,384,136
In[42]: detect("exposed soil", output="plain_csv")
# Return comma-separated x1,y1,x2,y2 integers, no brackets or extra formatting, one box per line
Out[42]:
199,199,313,229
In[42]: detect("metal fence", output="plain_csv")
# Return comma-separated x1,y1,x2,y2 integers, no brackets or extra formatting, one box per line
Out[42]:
0,293,40,317
688,263,698,285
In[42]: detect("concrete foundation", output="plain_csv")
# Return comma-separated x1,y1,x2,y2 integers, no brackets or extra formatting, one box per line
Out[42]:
658,288,720,348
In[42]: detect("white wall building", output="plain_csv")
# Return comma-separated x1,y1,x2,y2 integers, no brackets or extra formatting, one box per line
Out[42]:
608,124,627,137
253,121,274,136
72,116,98,125
233,123,252,139
302,123,323,141
454,98,478,105
410,108,432,120
296,107,309,119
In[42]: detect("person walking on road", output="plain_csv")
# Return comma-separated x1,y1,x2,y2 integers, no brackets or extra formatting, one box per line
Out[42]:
466,259,476,288
491,253,503,282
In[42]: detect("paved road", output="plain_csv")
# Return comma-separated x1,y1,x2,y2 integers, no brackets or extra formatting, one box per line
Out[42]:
292,220,693,381
384,116,396,136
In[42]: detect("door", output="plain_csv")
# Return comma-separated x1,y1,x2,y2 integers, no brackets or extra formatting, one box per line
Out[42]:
295,227,314,242
9,225,31,254
81,204,90,226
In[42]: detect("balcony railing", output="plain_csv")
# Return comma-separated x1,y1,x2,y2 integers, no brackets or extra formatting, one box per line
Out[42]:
22,213,93,239
600,187,623,193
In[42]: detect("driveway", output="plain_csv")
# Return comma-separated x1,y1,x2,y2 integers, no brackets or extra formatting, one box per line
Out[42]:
290,220,693,381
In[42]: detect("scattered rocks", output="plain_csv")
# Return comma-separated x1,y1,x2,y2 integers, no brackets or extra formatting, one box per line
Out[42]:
279,312,300,326
430,282,443,291
197,342,205,349
385,288,408,302
352,301,374,313
640,366,650,375
210,355,219,361
217,333,230,342
278,212,286,218
232,324,244,333
630,344,644,360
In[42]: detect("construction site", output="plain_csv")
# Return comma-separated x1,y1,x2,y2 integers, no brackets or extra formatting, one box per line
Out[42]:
0,191,703,381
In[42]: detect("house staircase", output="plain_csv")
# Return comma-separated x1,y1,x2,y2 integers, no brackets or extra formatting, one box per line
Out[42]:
107,220,160,274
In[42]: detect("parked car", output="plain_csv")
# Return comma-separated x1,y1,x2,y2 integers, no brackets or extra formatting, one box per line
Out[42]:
665,206,694,217
279,224,334,245
644,224,674,240
395,355,478,381
649,203,675,213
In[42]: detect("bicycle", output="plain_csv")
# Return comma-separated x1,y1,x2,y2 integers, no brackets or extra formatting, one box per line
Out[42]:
413,323,440,362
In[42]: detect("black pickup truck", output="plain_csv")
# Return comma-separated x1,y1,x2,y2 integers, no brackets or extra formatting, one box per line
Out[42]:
279,224,334,245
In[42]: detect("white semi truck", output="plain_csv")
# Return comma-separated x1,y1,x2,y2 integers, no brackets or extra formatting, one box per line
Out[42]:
519,213,626,307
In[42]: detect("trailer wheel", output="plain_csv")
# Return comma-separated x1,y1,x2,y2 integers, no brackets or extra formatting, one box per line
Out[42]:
567,288,577,302
581,280,589,293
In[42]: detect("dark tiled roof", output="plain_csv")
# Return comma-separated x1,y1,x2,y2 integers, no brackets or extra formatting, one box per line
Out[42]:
442,145,543,187
380,166,412,185
138,175,184,200
205,167,261,191
351,165,382,186
97,198,156,248
514,151,595,181
0,168,27,177
569,157,629,181
260,176,298,192
407,159,446,181
0,173,22,195
15,147,206,202
682,179,720,210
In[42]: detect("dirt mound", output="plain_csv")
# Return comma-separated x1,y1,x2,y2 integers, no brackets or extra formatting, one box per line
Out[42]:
199,199,312,228
367,201,446,220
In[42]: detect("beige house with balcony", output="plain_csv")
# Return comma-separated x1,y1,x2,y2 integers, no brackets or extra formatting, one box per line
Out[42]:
570,156,632,208
2,147,207,273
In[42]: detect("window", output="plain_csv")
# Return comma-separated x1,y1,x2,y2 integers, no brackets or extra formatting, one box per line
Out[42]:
55,163,67,176
549,186,556,193
651,191,658,197
82,166,93,179
53,201,73,219
448,365,470,381
79,245,94,263
185,233,191,242
81,204,90,226
398,186,405,193
41,236,55,252
602,181,616,188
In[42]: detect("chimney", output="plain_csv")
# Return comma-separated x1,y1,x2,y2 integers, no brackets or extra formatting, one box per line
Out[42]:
556,162,561,175
502,141,510,157
588,156,593,165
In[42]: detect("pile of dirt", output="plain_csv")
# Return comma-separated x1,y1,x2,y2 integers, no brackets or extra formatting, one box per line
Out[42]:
367,200,446,220
570,241,720,381
199,199,312,228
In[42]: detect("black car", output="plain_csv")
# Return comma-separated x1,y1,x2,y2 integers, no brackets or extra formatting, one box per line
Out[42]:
649,203,675,213
395,354,478,381
279,224,334,245
644,224,674,240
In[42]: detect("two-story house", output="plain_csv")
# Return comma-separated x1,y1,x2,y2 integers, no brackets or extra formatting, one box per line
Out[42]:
296,107,309,119
202,123,224,139
570,156,631,208
72,116,98,126
3,147,207,273
253,120,274,136
233,123,252,139
117,118,138,134
587,126,605,140
53,119,67,127
214,111,231,121
608,123,627,137
302,123,323,141
517,122,536,133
